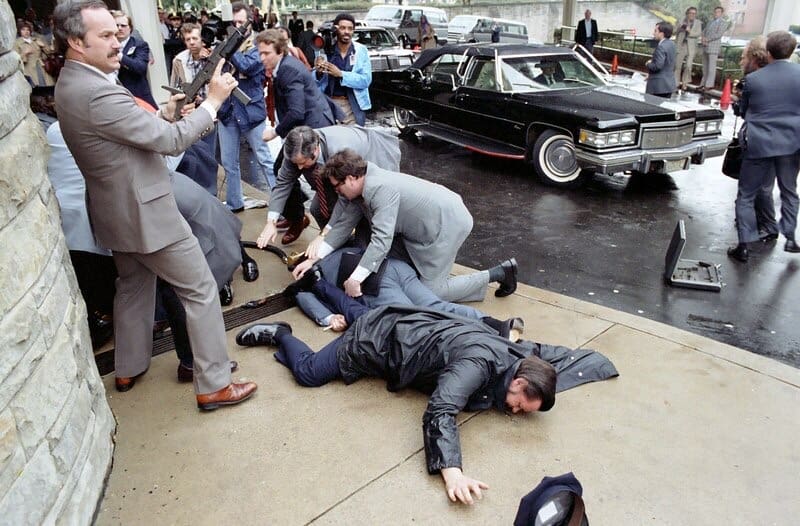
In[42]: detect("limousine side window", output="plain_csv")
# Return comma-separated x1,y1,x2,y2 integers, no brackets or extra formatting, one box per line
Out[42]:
425,53,463,77
465,59,498,91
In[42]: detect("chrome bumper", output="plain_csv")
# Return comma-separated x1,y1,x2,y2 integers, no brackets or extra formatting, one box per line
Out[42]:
575,135,730,175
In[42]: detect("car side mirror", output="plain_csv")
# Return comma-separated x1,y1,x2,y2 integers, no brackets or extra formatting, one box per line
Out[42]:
431,71,457,90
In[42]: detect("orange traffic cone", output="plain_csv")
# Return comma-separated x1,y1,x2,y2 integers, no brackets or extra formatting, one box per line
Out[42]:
610,54,619,75
719,78,732,110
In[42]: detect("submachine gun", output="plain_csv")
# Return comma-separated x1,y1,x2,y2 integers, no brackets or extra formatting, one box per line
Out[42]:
162,21,253,121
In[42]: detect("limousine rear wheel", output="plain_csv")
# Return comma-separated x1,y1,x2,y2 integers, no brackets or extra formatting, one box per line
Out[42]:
393,107,417,137
531,130,585,188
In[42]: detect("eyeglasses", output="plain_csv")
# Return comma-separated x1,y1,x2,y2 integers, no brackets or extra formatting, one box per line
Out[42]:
116,23,129,28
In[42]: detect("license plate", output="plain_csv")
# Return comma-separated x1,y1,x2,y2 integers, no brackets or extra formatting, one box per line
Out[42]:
665,158,689,173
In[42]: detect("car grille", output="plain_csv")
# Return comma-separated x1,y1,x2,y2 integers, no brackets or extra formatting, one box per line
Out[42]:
447,32,464,42
640,122,695,149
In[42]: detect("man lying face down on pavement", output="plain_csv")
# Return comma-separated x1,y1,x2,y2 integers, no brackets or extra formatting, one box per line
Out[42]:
236,276,618,505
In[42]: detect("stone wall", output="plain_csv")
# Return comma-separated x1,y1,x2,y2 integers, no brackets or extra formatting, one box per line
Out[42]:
0,1,116,524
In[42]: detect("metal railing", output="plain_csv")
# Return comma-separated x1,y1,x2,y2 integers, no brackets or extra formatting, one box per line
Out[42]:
556,26,745,89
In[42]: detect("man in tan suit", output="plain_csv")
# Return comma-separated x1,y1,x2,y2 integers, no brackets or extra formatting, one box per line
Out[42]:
674,6,702,90
53,1,256,410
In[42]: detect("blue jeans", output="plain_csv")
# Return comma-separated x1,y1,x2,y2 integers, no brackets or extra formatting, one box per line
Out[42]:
218,120,275,210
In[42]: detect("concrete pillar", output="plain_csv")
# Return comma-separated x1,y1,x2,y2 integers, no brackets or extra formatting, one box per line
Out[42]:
763,0,800,34
0,1,115,523
121,0,170,104
562,0,578,29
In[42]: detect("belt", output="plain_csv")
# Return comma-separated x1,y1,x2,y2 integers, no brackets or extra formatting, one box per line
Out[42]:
331,95,348,100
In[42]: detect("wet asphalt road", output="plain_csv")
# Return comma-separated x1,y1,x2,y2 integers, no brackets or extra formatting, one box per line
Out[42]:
368,108,800,369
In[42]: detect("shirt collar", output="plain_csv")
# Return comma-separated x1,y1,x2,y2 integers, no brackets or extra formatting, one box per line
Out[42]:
492,359,522,411
119,36,130,49
68,59,117,84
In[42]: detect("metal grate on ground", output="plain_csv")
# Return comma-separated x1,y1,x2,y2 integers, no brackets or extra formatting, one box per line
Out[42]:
95,293,295,376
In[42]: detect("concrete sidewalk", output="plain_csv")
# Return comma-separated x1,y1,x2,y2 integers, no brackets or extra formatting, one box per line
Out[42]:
95,208,799,525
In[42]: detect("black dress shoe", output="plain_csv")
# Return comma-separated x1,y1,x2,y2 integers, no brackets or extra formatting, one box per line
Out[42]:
230,206,245,214
242,260,259,282
727,243,749,262
235,322,293,347
760,232,779,242
785,239,800,253
89,312,114,349
282,267,323,297
499,317,525,340
219,282,234,306
495,257,518,297
178,361,239,383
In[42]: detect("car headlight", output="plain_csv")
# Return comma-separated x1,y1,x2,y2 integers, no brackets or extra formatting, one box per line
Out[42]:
579,128,637,147
694,119,722,135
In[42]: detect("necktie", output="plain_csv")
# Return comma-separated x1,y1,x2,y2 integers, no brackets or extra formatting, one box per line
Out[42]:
313,165,329,220
547,75,554,85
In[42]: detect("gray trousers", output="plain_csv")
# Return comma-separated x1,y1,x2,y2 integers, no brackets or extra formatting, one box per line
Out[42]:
735,153,800,243
112,235,232,394
674,39,698,86
701,52,719,88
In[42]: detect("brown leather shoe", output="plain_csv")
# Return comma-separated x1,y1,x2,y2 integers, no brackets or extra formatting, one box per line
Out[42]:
275,217,291,230
196,382,258,411
177,361,239,383
115,371,146,392
281,215,310,245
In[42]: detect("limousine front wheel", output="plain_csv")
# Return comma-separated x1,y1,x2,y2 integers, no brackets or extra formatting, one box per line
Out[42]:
531,130,585,188
393,107,417,137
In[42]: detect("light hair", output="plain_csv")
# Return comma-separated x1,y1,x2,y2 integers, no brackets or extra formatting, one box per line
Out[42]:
109,10,132,31
181,22,201,37
255,28,287,55
743,36,769,70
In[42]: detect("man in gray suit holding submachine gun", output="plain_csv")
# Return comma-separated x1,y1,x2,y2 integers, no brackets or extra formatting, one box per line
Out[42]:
292,150,518,303
53,1,257,410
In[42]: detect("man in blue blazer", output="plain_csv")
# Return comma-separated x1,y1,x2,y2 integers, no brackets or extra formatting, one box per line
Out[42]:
646,22,677,98
728,31,800,262
112,11,157,109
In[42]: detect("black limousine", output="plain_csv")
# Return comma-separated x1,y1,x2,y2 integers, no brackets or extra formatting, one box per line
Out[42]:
370,44,729,187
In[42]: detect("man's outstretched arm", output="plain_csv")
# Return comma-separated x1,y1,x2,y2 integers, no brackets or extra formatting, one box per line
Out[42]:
422,357,492,504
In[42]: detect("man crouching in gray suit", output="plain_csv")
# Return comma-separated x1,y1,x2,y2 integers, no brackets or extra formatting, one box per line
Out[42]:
53,1,256,410
292,150,518,303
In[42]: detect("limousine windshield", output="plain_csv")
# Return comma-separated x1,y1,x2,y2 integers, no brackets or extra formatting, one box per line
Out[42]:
498,55,606,92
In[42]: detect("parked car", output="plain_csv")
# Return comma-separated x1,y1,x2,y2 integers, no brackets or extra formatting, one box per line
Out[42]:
370,44,728,187
364,5,448,47
314,25,416,72
447,15,529,44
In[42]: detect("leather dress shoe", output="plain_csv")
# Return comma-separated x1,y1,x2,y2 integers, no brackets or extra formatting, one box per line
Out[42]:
230,206,245,214
219,282,234,306
236,322,292,347
177,361,239,383
495,258,518,297
727,243,749,262
196,381,258,411
89,311,114,349
785,239,800,253
760,232,779,242
281,215,311,245
115,371,146,392
242,260,259,282
275,217,291,230
282,267,323,297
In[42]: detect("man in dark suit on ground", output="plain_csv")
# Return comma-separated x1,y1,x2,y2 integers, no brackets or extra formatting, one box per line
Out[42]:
111,10,157,108
53,1,257,409
646,22,677,98
728,31,800,262
257,28,336,244
575,10,598,52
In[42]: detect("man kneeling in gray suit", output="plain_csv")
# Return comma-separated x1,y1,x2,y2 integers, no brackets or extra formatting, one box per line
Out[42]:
292,149,518,303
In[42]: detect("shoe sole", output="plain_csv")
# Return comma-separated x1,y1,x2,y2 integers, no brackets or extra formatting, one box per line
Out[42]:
197,390,255,411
